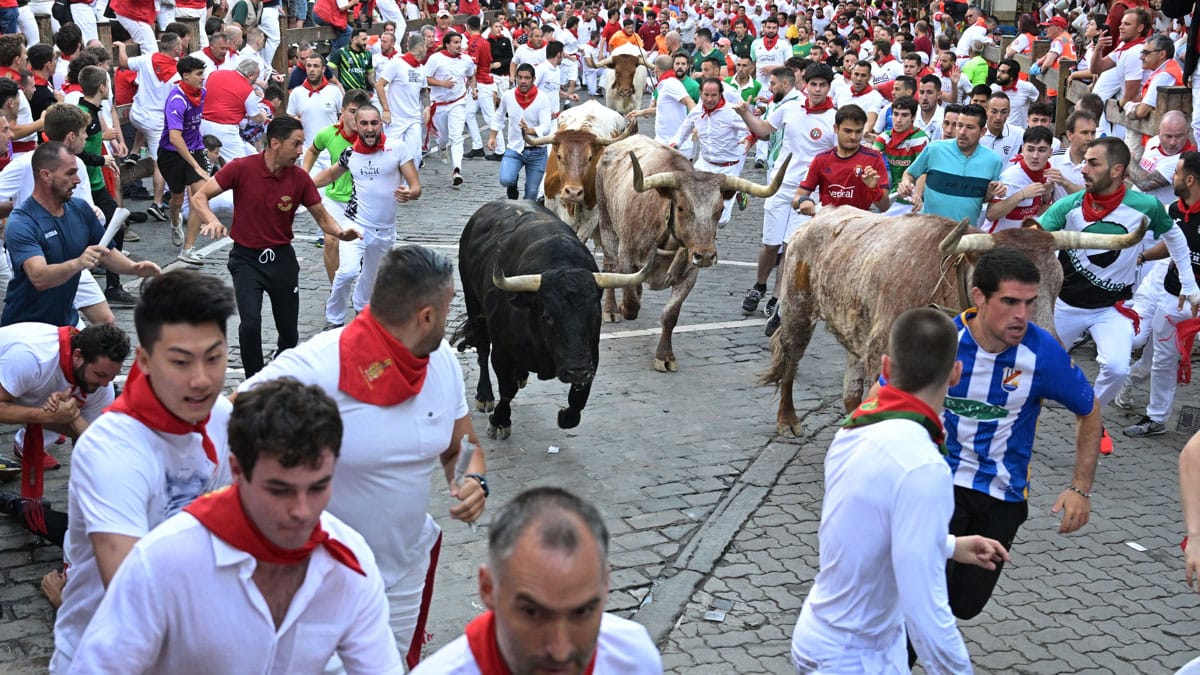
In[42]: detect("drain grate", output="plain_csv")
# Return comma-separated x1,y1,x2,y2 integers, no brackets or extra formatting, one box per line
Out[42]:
1178,406,1200,435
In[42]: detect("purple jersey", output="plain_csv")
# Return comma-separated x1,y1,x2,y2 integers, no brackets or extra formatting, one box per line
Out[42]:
159,86,205,153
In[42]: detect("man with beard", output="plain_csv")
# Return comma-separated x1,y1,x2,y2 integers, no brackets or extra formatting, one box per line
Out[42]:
287,53,342,158
671,78,750,224
990,59,1040,129
896,103,1005,222
377,37,429,164
413,488,661,674
627,55,696,156
511,25,546,78
238,246,488,671
330,28,376,95
426,31,478,188
490,64,554,200
313,104,421,329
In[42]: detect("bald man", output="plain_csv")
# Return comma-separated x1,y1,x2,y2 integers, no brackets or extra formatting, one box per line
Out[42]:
1128,110,1194,205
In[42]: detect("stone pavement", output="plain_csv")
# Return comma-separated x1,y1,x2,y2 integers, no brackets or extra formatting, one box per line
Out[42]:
0,111,1197,673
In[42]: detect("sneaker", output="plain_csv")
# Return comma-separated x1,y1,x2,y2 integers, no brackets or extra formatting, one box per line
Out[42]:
765,311,781,337
170,221,184,247
464,148,484,159
147,202,168,222
1113,383,1136,410
736,192,750,211
128,211,148,223
0,489,25,516
121,155,139,167
105,287,137,308
122,228,140,242
0,456,19,481
764,296,778,319
1123,416,1166,437
314,237,324,248
323,322,344,331
754,159,766,170
13,443,60,471
506,185,519,200
486,153,503,162
741,287,764,314
177,248,203,265
1099,428,1114,456
452,170,464,187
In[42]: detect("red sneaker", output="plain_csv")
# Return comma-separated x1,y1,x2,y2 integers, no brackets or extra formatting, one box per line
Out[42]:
1099,428,1113,456
13,443,60,471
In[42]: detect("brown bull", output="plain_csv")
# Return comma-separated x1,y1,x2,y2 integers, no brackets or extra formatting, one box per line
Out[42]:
591,44,650,116
760,207,1148,435
524,101,636,239
595,135,789,372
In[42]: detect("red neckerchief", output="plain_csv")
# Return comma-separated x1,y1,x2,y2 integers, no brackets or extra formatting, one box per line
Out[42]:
185,484,366,576
568,27,578,37
841,384,947,455
852,82,874,96
1175,318,1200,384
465,611,598,675
302,76,330,95
178,81,204,106
337,306,429,406
402,53,421,67
1178,196,1200,218
0,66,17,81
437,48,462,60
61,82,83,95
203,46,226,65
1114,300,1141,335
32,74,49,87
57,326,80,395
515,84,539,109
876,53,894,65
1114,36,1146,55
700,97,725,117
352,132,387,154
761,34,779,50
1000,79,1018,91
883,125,917,153
335,121,357,143
803,95,834,114
106,363,217,465
1081,184,1126,222
1018,156,1046,184
973,16,987,28
151,52,178,82
381,48,397,58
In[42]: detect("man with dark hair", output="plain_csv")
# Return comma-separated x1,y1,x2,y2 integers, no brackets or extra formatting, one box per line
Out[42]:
490,63,552,201
51,269,236,673
915,73,943,139
992,58,1039,128
981,91,1024,163
157,56,212,266
378,36,430,163
1047,110,1097,199
897,103,1005,222
0,35,43,161
792,307,1008,673
68,378,400,673
1,142,158,328
191,116,359,378
53,25,83,90
426,31,478,187
873,95,928,215
985,125,1055,232
414,487,661,673
239,245,488,670
25,44,56,122
793,103,890,220
117,34,183,225
330,28,376,93
303,88,371,283
670,77,749,224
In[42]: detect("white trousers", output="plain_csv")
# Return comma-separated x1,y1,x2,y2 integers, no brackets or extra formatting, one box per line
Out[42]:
463,93,483,148
352,221,397,312
258,6,281,66
384,120,423,168
17,6,38,46
69,3,99,43
374,0,404,23
475,81,502,153
175,6,207,47
116,14,157,53
1128,280,1192,424
1054,298,1135,407
695,156,744,224
762,185,808,246
325,220,365,325
432,100,466,171
200,120,254,164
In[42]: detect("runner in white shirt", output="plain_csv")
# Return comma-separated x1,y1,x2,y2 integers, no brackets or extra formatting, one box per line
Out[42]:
68,380,402,675
511,27,548,77
985,126,1055,232
991,59,1040,129
954,7,991,62
749,16,791,164
287,52,343,165
490,63,554,200
1046,110,1097,200
117,35,182,217
671,77,749,224
412,487,663,675
534,42,572,115
51,270,237,674
377,36,429,164
791,308,1008,674
189,27,240,80
980,92,1024,164
238,246,488,672
425,31,477,187
916,74,945,140
837,62,885,136
1128,112,1195,205
1089,8,1152,108
626,55,695,156
313,104,421,327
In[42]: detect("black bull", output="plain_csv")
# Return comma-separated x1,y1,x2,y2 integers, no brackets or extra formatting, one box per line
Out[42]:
454,201,651,439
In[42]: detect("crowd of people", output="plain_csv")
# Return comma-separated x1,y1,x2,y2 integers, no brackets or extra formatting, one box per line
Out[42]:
0,0,1193,670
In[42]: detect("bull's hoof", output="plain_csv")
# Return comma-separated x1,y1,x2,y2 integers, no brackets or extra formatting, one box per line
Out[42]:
603,311,622,323
777,421,803,437
475,398,495,413
517,378,528,389
487,423,512,440
621,307,640,321
557,408,581,429
653,358,678,373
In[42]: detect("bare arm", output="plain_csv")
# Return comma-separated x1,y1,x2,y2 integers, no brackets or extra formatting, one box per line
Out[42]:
1051,399,1102,534
190,177,228,232
0,384,80,427
1181,431,1200,589
312,163,348,188
731,100,776,139
306,201,359,240
302,144,321,172
439,415,487,523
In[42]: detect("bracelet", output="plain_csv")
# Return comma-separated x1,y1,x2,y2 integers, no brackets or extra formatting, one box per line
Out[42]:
1067,485,1091,499
795,195,814,204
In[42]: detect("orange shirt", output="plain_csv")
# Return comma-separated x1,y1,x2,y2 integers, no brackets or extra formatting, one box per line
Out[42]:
608,31,644,50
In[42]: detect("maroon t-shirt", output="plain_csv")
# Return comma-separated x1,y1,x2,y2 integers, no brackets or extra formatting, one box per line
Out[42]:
214,153,321,250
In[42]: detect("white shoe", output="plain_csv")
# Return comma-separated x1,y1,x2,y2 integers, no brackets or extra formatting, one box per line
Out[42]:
1114,383,1136,410
177,248,203,265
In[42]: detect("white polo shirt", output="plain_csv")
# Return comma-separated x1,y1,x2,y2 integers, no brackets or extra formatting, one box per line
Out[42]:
425,51,476,103
981,122,1025,163
411,613,664,674
128,54,181,131
378,56,428,128
0,323,113,421
991,80,1039,128
673,103,749,165
1049,149,1085,201
238,335,467,589
493,87,554,153
53,398,234,668
287,81,343,148
654,76,692,151
67,510,401,675
533,60,564,113
512,43,547,69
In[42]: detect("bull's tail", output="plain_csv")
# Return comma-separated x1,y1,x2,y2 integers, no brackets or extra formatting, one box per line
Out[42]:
757,259,813,389
449,313,480,352
758,327,794,389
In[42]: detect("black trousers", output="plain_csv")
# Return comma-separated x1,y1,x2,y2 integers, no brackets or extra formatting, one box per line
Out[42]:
227,243,299,378
91,187,123,292
13,501,68,548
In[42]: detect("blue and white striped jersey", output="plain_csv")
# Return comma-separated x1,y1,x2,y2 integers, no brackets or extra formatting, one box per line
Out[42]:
944,310,1095,503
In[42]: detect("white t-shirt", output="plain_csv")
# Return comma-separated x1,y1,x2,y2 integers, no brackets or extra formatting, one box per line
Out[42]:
493,87,554,153
989,162,1048,232
14,89,33,145
128,54,181,130
412,613,664,674
534,60,564,113
67,510,402,675
766,97,836,188
836,86,884,116
337,139,414,228
870,58,904,86
955,23,990,58
425,51,476,103
991,80,1040,128
654,77,692,152
0,151,93,205
1138,137,1186,205
512,43,547,69
0,323,113,422
749,36,792,86
53,397,234,667
190,48,240,80
981,123,1025,164
379,56,428,128
1092,40,1145,102
287,81,343,146
238,335,467,587
1049,149,1085,201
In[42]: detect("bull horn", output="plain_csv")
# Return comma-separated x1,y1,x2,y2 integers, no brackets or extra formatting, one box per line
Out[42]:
595,55,613,67
1047,216,1149,251
720,154,793,197
937,218,979,255
594,123,638,146
492,268,543,293
593,254,655,289
523,129,556,146
630,151,678,192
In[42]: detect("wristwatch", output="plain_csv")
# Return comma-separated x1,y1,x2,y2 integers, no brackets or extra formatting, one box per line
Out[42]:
464,473,489,497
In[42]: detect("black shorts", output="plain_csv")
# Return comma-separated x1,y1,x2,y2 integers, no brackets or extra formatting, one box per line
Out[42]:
157,148,210,194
